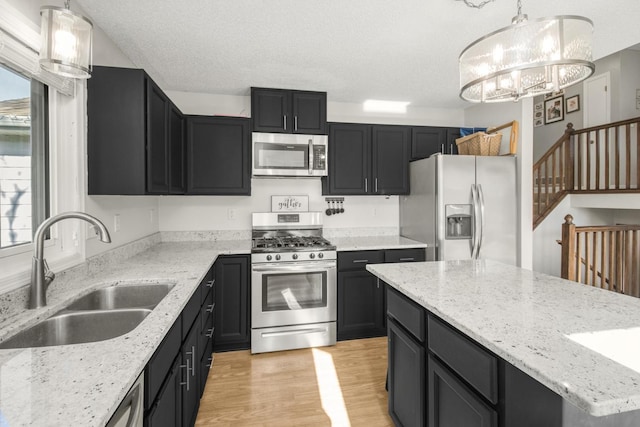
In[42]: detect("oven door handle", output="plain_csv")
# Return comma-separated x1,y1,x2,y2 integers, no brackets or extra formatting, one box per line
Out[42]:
252,262,337,272
261,327,328,338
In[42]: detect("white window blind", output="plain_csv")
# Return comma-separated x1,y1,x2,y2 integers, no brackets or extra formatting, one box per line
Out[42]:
0,1,75,96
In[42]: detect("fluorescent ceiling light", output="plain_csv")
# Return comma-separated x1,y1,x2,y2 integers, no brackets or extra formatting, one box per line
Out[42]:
363,100,410,114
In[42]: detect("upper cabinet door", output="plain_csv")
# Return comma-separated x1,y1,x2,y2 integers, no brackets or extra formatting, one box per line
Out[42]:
186,116,251,195
291,91,327,135
372,125,410,195
411,126,447,160
326,123,371,195
169,104,185,194
251,88,291,133
146,78,170,194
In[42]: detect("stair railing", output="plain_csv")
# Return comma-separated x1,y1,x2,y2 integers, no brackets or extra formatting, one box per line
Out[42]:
561,214,640,297
534,117,640,228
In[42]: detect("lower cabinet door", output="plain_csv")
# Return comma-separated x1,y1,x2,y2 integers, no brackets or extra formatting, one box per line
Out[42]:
428,355,497,427
145,356,182,427
182,322,200,427
388,319,425,427
338,270,385,340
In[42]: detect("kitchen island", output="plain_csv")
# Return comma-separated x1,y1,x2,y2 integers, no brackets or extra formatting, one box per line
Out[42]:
367,259,640,426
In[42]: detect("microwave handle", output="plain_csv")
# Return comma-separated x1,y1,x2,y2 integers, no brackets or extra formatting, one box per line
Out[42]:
309,139,313,175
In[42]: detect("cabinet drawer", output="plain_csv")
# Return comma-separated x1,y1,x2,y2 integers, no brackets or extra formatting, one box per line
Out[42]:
181,289,201,339
338,250,384,271
144,319,181,410
386,286,425,342
200,267,215,306
384,248,426,263
428,355,498,427
428,314,498,404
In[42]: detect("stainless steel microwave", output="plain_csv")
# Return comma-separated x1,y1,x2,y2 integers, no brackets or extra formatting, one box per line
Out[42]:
252,132,328,177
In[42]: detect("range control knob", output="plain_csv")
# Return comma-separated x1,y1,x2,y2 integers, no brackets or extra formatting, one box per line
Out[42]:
318,252,324,259
266,255,272,261
309,253,316,259
292,254,298,260
275,254,281,261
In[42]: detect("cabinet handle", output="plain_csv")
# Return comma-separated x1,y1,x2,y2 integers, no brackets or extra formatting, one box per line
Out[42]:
206,303,215,313
377,279,379,289
180,362,190,391
283,115,287,130
190,346,196,377
450,143,454,153
352,259,369,263
364,178,368,193
399,257,415,261
375,178,378,193
206,356,213,368
206,279,214,288
206,327,214,338
294,116,298,131
441,143,444,153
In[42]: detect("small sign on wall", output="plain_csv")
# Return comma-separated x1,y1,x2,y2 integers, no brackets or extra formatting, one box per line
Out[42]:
271,195,309,212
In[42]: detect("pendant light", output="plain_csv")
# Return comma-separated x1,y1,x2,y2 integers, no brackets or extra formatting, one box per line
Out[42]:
458,0,594,103
39,0,93,79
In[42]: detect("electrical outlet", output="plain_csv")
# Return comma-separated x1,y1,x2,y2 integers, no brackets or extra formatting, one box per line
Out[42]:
228,208,236,220
114,214,121,232
372,207,377,216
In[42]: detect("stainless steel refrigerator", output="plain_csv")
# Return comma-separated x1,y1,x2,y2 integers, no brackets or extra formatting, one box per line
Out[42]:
400,154,517,265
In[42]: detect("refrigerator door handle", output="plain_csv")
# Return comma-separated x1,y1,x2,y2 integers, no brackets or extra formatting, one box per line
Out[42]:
470,184,479,259
477,184,486,258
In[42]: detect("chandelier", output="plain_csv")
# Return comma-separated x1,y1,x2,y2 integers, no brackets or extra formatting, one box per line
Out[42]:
458,0,594,103
39,0,93,79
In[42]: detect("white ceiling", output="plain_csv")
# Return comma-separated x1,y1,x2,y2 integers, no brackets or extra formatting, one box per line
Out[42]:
75,0,640,110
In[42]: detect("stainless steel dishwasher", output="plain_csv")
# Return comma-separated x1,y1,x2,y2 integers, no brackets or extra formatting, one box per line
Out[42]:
106,372,144,427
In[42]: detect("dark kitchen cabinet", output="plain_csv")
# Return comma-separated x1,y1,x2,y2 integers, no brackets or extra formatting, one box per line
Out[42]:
169,104,186,194
428,355,497,427
411,126,461,161
337,249,425,341
145,265,216,427
324,123,410,195
213,255,250,352
186,116,251,195
388,319,426,427
251,87,327,134
88,66,183,195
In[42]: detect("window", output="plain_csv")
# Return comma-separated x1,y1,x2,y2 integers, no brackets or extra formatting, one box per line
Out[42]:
0,63,49,249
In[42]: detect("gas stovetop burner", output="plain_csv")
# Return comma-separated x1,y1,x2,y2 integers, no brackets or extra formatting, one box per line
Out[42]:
252,235,334,252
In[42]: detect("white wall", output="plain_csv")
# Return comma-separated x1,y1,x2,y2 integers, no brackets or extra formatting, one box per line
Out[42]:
463,100,532,269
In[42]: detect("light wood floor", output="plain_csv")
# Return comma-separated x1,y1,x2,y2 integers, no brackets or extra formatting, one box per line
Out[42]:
195,337,393,426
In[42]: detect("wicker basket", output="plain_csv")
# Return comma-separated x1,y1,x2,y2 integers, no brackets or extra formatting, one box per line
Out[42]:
455,132,502,156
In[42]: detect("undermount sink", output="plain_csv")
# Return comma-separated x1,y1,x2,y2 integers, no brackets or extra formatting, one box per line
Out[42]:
0,309,151,349
65,283,175,311
0,282,175,349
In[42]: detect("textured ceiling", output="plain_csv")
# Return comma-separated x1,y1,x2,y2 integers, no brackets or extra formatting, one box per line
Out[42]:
75,0,640,109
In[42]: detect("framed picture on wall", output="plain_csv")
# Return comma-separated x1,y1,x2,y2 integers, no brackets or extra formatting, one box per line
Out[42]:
544,95,564,124
534,102,544,127
566,95,580,113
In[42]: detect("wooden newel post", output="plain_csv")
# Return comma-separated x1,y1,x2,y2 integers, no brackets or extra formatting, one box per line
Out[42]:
561,214,576,280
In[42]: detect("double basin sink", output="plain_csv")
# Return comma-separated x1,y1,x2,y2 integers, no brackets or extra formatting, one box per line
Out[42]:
0,283,175,349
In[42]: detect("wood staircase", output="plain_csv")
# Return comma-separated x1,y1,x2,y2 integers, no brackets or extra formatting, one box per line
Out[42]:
533,117,640,229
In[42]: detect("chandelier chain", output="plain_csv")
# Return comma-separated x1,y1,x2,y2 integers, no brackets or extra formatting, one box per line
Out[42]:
456,0,495,9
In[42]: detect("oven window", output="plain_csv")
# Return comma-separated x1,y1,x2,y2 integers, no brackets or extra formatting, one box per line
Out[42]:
262,271,327,311
255,142,308,169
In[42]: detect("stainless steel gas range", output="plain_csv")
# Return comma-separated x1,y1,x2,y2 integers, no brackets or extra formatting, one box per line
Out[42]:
251,212,337,354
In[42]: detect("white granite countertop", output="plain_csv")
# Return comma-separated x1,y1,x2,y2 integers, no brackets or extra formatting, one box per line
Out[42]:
0,240,250,427
367,259,640,417
330,235,429,251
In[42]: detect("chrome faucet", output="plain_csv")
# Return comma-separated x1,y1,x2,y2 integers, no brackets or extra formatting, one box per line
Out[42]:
29,211,111,309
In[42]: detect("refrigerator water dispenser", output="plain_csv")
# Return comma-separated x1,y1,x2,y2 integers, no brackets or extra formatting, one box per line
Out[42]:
445,205,472,239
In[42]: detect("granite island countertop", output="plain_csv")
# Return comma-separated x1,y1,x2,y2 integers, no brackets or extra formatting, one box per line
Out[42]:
367,259,640,417
0,239,250,427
